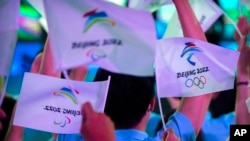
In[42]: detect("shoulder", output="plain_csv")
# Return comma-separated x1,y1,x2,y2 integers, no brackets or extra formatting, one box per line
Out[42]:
155,112,196,141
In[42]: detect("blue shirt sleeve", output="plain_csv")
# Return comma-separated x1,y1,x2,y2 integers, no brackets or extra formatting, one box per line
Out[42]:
57,134,83,141
155,112,196,141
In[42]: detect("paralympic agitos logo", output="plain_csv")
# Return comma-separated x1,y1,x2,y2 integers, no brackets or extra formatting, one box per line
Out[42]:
43,87,81,128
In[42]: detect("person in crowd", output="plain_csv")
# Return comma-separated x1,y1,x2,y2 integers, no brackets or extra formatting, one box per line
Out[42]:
224,15,250,141
57,0,215,140
80,102,181,141
4,38,60,141
234,16,250,125
203,15,250,140
161,15,249,141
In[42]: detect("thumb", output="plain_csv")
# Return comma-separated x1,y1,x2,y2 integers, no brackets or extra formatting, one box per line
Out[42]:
82,102,95,121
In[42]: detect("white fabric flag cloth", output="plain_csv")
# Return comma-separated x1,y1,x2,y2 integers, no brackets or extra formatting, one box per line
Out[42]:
44,0,156,76
128,0,172,12
0,30,17,76
164,0,222,38
156,37,239,97
0,0,19,75
14,72,110,134
0,0,19,31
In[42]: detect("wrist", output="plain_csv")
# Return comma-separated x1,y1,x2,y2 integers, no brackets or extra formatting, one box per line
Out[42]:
237,71,249,81
236,81,249,86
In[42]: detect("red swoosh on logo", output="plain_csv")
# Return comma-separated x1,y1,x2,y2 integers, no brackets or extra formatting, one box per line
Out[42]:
83,8,98,17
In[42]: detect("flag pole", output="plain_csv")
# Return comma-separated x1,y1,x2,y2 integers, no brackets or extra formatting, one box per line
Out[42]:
157,95,167,131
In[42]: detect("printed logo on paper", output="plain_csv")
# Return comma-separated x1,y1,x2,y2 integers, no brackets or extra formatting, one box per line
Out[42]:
53,87,79,105
185,76,206,90
180,42,202,66
83,8,115,32
54,116,71,127
86,48,107,61
50,87,81,128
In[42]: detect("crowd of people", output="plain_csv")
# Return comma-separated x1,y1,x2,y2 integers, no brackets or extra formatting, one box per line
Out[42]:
0,0,249,141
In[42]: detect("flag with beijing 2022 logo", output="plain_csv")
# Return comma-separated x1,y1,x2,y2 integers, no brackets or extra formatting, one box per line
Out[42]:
44,0,156,76
14,72,110,134
155,37,240,97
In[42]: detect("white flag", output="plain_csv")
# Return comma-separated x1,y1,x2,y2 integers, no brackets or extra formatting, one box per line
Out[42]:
164,0,222,38
14,72,110,134
156,37,239,97
0,0,19,76
0,30,17,76
128,0,172,12
44,0,156,76
0,0,19,31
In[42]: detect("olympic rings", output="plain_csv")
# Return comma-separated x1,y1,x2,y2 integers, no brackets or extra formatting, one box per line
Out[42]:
185,76,206,90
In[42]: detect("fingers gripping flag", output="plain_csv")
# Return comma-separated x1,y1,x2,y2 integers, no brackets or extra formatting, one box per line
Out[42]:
155,37,239,97
164,0,223,38
44,0,156,76
0,0,19,76
13,72,110,134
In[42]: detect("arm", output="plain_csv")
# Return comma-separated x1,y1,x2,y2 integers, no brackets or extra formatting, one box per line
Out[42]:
173,0,212,135
69,65,88,81
39,38,61,77
235,16,250,124
167,97,180,109
30,53,42,73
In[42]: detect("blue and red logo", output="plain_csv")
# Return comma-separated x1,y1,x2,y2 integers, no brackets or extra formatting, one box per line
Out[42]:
54,116,71,128
181,42,202,66
53,87,79,105
86,48,107,61
83,8,115,32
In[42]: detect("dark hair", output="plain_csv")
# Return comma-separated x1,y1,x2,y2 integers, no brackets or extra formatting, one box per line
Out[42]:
0,95,16,141
94,68,155,129
209,80,236,118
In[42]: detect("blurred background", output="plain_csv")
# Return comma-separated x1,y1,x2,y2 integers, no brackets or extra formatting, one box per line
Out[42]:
6,0,250,101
